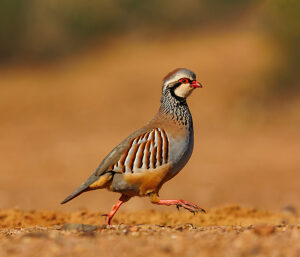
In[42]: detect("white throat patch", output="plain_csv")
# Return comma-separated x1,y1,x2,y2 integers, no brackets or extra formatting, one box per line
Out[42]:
174,84,194,98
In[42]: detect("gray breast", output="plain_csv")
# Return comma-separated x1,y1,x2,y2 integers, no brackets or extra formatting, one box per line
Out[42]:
168,127,194,175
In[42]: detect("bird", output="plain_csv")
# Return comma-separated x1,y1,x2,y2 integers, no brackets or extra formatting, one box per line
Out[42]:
61,68,205,225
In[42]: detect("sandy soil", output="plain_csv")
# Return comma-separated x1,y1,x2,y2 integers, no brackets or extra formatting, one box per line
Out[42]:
0,206,299,257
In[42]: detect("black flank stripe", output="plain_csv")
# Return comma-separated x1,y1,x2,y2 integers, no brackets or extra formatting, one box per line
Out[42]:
120,139,134,167
151,147,157,169
137,142,147,168
156,129,163,166
162,129,169,163
145,141,151,169
129,144,139,172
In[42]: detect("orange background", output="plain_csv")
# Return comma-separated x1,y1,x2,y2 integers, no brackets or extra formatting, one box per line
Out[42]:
0,2,299,213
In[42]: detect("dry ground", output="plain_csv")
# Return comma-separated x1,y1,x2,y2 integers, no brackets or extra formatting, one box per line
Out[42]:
1,206,300,257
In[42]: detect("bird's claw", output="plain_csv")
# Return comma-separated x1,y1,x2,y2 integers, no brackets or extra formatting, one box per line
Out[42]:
176,200,206,215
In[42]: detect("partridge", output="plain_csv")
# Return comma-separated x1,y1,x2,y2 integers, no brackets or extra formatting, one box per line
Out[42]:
61,68,205,225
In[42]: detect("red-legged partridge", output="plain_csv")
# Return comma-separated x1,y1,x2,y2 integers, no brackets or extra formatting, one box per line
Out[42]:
61,68,205,225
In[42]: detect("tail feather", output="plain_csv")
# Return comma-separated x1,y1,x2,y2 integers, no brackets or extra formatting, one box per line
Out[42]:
60,183,89,204
60,173,101,204
60,172,114,204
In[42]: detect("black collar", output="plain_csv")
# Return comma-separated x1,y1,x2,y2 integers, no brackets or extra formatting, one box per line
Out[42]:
170,82,186,104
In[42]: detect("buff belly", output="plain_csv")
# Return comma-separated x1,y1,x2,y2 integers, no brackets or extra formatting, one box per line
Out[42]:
110,164,171,196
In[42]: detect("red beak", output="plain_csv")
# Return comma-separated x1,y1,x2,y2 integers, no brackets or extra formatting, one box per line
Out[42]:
191,80,202,88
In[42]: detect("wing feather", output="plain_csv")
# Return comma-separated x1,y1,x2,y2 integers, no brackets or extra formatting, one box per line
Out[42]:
110,128,169,174
61,127,169,204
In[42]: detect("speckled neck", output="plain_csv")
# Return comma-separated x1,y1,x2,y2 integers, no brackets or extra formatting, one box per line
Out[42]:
159,89,193,129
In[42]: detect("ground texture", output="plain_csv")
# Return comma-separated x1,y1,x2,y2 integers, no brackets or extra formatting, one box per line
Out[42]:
1,206,299,257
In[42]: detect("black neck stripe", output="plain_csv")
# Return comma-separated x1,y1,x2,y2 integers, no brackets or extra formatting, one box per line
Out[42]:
170,82,186,103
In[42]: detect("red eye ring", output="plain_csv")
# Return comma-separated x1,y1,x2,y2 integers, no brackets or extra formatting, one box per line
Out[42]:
179,78,189,84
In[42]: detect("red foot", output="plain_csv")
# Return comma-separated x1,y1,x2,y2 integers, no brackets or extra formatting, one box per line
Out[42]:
153,199,206,214
102,195,130,225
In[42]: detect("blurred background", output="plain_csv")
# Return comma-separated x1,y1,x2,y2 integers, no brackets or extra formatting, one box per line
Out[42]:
0,0,299,212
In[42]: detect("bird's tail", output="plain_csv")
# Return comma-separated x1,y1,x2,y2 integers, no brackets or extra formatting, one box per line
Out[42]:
60,182,90,204
60,172,113,204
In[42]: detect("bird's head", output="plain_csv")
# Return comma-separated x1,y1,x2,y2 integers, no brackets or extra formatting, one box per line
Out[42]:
162,68,202,100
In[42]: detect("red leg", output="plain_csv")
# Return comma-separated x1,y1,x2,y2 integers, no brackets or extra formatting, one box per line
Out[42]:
151,194,205,214
103,195,130,225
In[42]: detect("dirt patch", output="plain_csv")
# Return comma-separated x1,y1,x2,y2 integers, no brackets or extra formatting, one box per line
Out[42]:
0,206,299,257
0,205,298,228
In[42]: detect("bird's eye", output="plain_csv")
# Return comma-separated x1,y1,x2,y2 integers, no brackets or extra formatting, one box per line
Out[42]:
179,78,189,84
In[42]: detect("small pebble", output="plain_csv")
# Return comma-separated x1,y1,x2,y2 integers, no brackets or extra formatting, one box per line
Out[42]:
61,223,99,232
253,225,275,236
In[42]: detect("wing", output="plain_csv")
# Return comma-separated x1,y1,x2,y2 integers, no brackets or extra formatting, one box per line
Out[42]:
61,127,169,204
108,128,169,173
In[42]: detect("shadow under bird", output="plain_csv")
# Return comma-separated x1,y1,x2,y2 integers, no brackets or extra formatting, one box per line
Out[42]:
61,68,205,225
